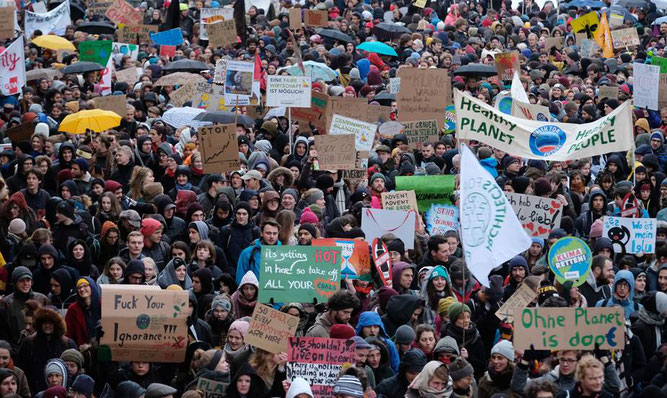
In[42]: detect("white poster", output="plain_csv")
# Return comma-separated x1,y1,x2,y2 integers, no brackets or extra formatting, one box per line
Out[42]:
388,77,400,94
602,216,657,254
0,37,25,96
224,60,254,105
200,8,233,40
266,75,311,107
510,70,529,103
459,144,531,287
361,209,416,250
25,0,70,39
329,114,376,152
98,55,113,96
112,42,139,61
634,63,660,110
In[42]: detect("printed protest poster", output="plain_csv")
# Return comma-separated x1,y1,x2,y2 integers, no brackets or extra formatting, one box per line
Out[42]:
397,67,450,130
388,77,400,94
505,193,563,238
197,124,240,174
196,378,227,398
602,216,657,254
381,191,418,212
118,25,158,44
291,91,328,130
24,0,70,38
599,85,618,100
313,134,356,170
112,42,139,61
266,75,312,107
454,89,633,161
312,238,371,281
514,307,625,350
207,19,237,48
194,82,227,111
289,8,301,30
92,94,127,117
425,204,459,236
361,209,416,250
150,28,184,46
511,100,550,121
79,40,112,66
634,63,660,110
0,37,25,96
329,114,376,152
611,27,640,48
224,61,254,104
402,120,438,148
106,0,142,25
495,51,520,81
444,105,456,133
213,59,226,84
259,246,341,303
395,175,456,211
287,337,355,397
495,283,537,322
0,7,14,39
570,11,599,39
200,7,234,40
99,285,189,362
246,305,299,353
548,237,592,286
304,9,328,27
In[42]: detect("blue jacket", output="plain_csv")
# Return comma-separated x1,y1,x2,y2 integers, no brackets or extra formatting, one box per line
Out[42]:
596,270,642,319
235,239,282,285
355,311,400,373
479,157,498,178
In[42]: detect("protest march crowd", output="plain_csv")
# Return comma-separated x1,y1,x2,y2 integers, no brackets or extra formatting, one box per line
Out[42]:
3,0,667,396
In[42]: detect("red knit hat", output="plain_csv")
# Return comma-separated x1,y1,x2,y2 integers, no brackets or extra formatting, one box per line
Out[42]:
330,324,356,340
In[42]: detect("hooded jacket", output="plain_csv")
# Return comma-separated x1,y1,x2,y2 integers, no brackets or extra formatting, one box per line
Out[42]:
48,268,78,313
595,270,642,319
186,290,213,345
405,360,453,398
381,294,423,337
579,268,612,307
157,258,192,289
355,311,400,373
235,238,282,286
575,189,608,239
267,166,294,195
218,204,260,277
65,276,102,346
375,349,428,398
230,271,259,319
226,363,267,398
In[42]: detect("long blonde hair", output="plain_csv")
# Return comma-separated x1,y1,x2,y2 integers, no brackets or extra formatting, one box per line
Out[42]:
128,166,153,200
248,348,277,388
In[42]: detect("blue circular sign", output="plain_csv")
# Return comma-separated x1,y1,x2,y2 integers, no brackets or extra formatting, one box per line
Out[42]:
529,125,566,157
136,314,151,330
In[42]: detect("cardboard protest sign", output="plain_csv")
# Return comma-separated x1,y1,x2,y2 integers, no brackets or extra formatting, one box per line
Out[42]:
291,91,328,130
505,193,563,238
548,237,592,286
575,32,588,46
304,9,328,27
312,238,370,281
25,0,70,38
150,28,184,46
200,7,234,40
287,337,355,397
259,246,341,303
194,83,227,111
246,304,299,353
207,19,237,48
329,114,376,152
89,0,113,16
397,68,450,130
6,122,35,144
611,27,640,48
327,96,373,125
169,81,198,107
402,120,438,148
634,63,660,110
92,95,127,117
602,216,657,254
543,37,564,50
118,25,158,44
361,209,416,250
580,39,600,58
289,8,301,30
266,75,312,107
599,85,618,100
381,190,418,212
425,204,459,236
388,77,400,93
224,61,254,104
495,51,520,81
454,89,633,161
196,378,227,398
495,283,537,322
660,75,667,111
79,40,112,67
395,175,456,211
0,7,14,39
570,11,599,38
99,285,189,362
197,124,240,174
609,11,624,28
514,307,625,350
511,100,550,121
106,0,142,25
313,134,356,170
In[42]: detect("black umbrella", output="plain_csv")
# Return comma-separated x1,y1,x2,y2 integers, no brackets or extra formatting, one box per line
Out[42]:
48,0,85,21
372,22,411,41
60,61,104,74
453,63,498,77
316,28,354,43
373,91,396,104
193,111,255,126
163,59,210,72
76,22,116,34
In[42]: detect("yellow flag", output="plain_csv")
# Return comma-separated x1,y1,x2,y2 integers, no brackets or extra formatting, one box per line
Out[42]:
595,13,615,58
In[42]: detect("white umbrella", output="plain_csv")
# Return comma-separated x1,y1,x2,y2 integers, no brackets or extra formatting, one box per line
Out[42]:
162,107,207,129
264,107,286,120
277,61,338,82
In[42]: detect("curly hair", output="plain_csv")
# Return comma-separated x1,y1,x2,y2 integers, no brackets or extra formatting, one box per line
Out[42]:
327,290,361,311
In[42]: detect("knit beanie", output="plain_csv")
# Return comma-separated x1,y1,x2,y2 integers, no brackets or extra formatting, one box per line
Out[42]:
434,336,460,355
305,189,324,205
43,386,68,398
509,255,528,272
282,188,299,201
590,218,604,239
56,201,76,221
73,158,89,173
449,357,474,381
44,359,68,387
71,375,95,398
298,223,318,239
330,324,356,340
394,324,416,345
140,218,162,239
8,218,26,235
210,296,232,312
491,340,514,361
60,349,85,369
533,177,552,196
369,172,386,184
299,207,319,225
333,376,364,398
438,297,457,317
229,320,249,338
447,302,471,322
12,266,32,283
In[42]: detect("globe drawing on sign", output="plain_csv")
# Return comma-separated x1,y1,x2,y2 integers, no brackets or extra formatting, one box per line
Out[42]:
461,192,491,247
498,97,512,115
136,314,151,330
529,125,566,157
547,237,592,286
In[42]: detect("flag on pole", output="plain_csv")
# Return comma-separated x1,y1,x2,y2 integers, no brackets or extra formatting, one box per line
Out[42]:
594,13,614,58
459,144,532,287
0,37,25,96
510,70,529,103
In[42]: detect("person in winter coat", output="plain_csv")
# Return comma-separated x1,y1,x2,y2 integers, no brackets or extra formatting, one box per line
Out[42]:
575,189,609,239
441,302,487,379
226,363,267,398
420,266,455,326
375,348,427,398
217,202,260,277
381,294,423,337
280,303,309,337
224,320,252,378
110,361,161,390
235,219,282,285
449,261,481,303
555,356,615,398
230,271,258,319
65,277,101,347
0,340,31,398
286,377,313,398
157,257,192,290
356,311,400,373
48,269,77,316
154,194,187,242
579,255,613,306
139,218,170,271
365,337,395,385
32,244,77,296
478,340,516,398
595,270,642,319
392,261,417,296
186,290,213,345
405,360,453,398
205,295,235,347
631,292,667,371
449,357,477,398
503,256,529,301
192,268,215,319
267,166,294,196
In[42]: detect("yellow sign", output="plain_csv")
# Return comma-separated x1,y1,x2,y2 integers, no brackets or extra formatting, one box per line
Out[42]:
570,11,600,39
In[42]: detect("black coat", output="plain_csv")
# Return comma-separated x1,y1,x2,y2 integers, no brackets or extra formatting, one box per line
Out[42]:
217,221,260,277
17,332,77,393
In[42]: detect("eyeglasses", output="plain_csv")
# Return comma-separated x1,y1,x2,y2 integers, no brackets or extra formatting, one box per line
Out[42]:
76,284,90,290
558,357,577,363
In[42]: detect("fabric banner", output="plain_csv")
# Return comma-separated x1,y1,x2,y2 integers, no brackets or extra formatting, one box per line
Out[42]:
25,0,70,38
460,144,531,287
455,89,633,161
0,37,25,96
394,175,455,211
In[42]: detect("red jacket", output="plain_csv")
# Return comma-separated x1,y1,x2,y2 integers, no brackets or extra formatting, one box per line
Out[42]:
65,301,88,347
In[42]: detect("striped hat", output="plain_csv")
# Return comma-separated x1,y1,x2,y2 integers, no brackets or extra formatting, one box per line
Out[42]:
333,376,364,398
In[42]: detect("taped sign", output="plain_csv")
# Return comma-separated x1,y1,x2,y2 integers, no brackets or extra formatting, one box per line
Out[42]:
313,134,357,170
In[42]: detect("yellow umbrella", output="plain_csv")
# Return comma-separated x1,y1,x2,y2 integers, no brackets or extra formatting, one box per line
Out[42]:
59,109,121,134
32,35,76,51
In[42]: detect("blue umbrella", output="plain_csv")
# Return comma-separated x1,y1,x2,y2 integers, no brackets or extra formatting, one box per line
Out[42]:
653,15,667,25
277,61,338,82
565,0,606,8
357,41,398,56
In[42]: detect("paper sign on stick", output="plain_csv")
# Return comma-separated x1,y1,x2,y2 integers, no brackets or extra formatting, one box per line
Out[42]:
92,95,127,117
397,68,450,130
106,0,142,25
207,19,237,48
266,75,311,107
495,283,537,322
0,7,15,39
246,304,299,353
289,8,301,30
329,114,376,152
304,9,328,27
611,27,640,48
495,51,520,81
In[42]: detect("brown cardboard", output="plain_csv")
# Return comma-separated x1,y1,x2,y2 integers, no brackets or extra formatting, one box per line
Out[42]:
381,190,418,212
93,95,127,117
313,134,357,170
291,90,328,131
115,68,139,87
207,19,237,48
611,27,640,48
495,283,537,323
495,51,520,81
6,122,35,144
118,25,158,44
397,68,450,130
246,304,299,353
304,9,328,27
0,7,15,39
544,37,564,50
198,124,240,174
599,85,618,100
289,8,302,30
106,0,143,25
170,81,198,107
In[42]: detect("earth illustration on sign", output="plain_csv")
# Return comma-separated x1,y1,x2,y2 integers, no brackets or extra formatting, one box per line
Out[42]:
548,237,592,286
461,192,491,247
529,125,566,157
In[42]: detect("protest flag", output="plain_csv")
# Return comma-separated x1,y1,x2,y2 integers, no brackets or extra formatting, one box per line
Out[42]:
510,70,529,103
594,13,614,58
233,0,247,43
162,0,181,32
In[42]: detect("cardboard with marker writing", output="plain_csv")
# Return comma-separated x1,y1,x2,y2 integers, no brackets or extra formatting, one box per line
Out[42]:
198,124,240,174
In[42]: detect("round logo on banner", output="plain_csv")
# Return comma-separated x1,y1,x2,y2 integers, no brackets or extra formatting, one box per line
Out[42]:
460,192,491,247
536,112,549,122
548,237,592,286
529,125,566,157
498,97,513,115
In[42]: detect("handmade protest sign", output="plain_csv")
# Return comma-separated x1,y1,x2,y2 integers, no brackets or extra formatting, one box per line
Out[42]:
514,307,625,350
194,82,227,110
454,89,633,161
570,11,599,38
159,45,176,59
118,25,158,44
6,121,34,144
329,114,376,152
170,81,198,107
602,216,657,254
224,61,254,104
378,121,404,139
312,238,371,281
505,193,563,238
246,304,299,353
291,91,328,131
99,285,189,362
361,209,416,250
579,39,600,58
200,7,234,40
397,68,450,130
112,42,139,61
543,37,564,50
150,28,184,46
652,56,667,74
381,191,418,211
197,124,239,174
89,0,113,15
495,283,537,323
660,75,667,110
313,134,356,170
548,237,592,286
266,75,312,107
207,19,237,48
611,27,640,48
92,95,127,117
0,7,14,39
388,77,400,93
259,246,341,303
106,0,142,25
634,63,660,110
425,204,460,236
79,40,112,67
444,105,456,133
598,85,618,100
196,378,227,398
402,119,438,148
395,175,456,212
289,8,301,30
304,9,328,27
495,51,520,81
511,100,550,121
287,337,355,398
24,0,70,38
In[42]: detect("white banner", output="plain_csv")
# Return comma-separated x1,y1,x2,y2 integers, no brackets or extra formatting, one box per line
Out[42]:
266,75,311,107
200,8,233,40
455,89,633,161
0,37,25,96
460,144,531,287
634,63,660,110
25,0,70,38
